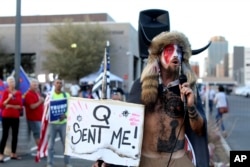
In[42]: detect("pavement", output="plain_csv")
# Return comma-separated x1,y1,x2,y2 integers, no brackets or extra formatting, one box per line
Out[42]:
0,154,94,167
0,117,95,167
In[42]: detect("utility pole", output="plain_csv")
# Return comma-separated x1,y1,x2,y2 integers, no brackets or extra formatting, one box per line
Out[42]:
15,0,21,88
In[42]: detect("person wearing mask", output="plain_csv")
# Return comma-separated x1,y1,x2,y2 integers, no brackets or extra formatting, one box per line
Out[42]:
24,78,44,146
46,78,72,167
93,31,209,167
0,76,23,162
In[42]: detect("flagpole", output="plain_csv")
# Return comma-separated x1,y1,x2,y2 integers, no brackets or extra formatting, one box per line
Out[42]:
15,0,21,88
101,41,109,99
91,41,111,100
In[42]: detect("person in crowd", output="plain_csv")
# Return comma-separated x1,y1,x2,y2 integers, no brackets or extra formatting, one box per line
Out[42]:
111,87,125,101
208,86,216,115
46,78,72,167
43,82,52,96
24,78,44,146
93,31,209,167
199,85,206,108
79,84,93,98
214,85,228,137
0,76,23,162
69,82,80,97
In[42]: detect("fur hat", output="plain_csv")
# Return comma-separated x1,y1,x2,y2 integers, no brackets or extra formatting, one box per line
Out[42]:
140,31,197,105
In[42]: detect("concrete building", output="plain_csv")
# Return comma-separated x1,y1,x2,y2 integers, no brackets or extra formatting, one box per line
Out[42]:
0,13,140,93
233,46,245,85
244,48,250,85
207,36,228,77
190,61,200,77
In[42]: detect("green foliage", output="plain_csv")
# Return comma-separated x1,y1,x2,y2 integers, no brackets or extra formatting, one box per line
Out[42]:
43,20,109,81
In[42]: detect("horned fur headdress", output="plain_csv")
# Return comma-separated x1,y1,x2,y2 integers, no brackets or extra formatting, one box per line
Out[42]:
140,31,198,105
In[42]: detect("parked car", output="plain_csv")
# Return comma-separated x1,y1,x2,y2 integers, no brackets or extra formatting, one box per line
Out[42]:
234,86,247,96
241,86,250,97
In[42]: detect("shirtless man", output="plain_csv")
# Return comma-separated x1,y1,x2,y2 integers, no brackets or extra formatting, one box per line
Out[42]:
93,31,209,167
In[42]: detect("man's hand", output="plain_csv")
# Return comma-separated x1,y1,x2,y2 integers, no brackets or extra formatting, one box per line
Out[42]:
8,93,13,99
179,82,195,107
59,114,67,121
39,96,44,103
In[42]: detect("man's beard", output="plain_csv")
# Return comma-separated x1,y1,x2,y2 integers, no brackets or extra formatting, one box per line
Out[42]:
165,65,179,79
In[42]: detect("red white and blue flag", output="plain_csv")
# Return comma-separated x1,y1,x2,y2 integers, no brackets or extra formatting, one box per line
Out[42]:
35,92,51,162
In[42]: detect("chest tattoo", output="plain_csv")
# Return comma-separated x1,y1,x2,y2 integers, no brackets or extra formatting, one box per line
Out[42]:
161,91,184,118
157,120,184,153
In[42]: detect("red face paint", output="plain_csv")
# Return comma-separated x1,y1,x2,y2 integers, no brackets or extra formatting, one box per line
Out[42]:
162,44,175,64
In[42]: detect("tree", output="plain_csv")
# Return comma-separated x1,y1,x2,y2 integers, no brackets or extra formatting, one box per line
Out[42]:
43,20,109,82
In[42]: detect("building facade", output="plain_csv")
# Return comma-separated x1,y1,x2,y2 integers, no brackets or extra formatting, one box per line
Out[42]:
207,36,228,77
244,48,250,85
233,46,245,85
0,13,140,93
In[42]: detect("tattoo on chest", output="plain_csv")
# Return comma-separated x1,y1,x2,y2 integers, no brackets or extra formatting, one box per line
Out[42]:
157,120,184,153
161,91,184,118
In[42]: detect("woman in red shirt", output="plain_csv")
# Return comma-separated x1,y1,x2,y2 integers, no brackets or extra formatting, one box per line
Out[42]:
0,76,23,162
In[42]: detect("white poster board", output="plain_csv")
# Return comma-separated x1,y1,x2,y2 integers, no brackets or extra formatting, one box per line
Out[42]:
65,97,145,166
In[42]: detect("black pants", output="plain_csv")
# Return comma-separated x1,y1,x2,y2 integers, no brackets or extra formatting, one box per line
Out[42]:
0,117,20,154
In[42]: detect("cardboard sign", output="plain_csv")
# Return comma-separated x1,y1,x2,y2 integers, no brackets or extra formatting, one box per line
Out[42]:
65,97,145,166
49,98,67,122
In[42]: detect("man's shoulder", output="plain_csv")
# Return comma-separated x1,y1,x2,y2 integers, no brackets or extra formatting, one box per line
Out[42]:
24,90,33,97
65,92,70,97
52,91,70,99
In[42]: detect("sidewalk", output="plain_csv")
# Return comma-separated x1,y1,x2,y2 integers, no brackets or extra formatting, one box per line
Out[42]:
0,117,95,167
207,115,230,166
0,153,94,167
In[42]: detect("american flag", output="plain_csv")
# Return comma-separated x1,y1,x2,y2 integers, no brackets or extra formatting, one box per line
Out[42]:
92,41,111,99
35,92,51,162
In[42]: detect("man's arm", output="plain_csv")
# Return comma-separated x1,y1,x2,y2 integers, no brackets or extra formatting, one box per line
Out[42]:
187,105,204,135
180,83,204,135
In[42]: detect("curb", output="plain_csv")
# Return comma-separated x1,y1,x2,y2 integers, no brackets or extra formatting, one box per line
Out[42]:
218,132,231,157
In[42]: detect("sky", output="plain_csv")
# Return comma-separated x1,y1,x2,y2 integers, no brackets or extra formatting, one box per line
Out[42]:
0,0,249,71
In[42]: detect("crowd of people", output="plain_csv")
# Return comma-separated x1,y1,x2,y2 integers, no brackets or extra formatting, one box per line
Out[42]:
0,75,126,166
0,30,229,167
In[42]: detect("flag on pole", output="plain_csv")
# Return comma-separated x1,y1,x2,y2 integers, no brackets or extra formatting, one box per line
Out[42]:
35,82,56,162
92,41,111,99
35,92,51,162
11,66,31,96
19,66,30,95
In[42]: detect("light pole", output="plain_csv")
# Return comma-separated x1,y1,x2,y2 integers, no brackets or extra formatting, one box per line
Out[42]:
14,0,21,88
70,43,77,82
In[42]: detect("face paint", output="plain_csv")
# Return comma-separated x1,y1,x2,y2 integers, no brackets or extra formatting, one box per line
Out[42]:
162,44,182,64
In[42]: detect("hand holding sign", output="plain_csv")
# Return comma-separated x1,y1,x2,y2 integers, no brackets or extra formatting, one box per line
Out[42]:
49,98,67,122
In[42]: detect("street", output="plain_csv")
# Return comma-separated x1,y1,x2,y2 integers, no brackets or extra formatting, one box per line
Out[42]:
223,95,250,151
